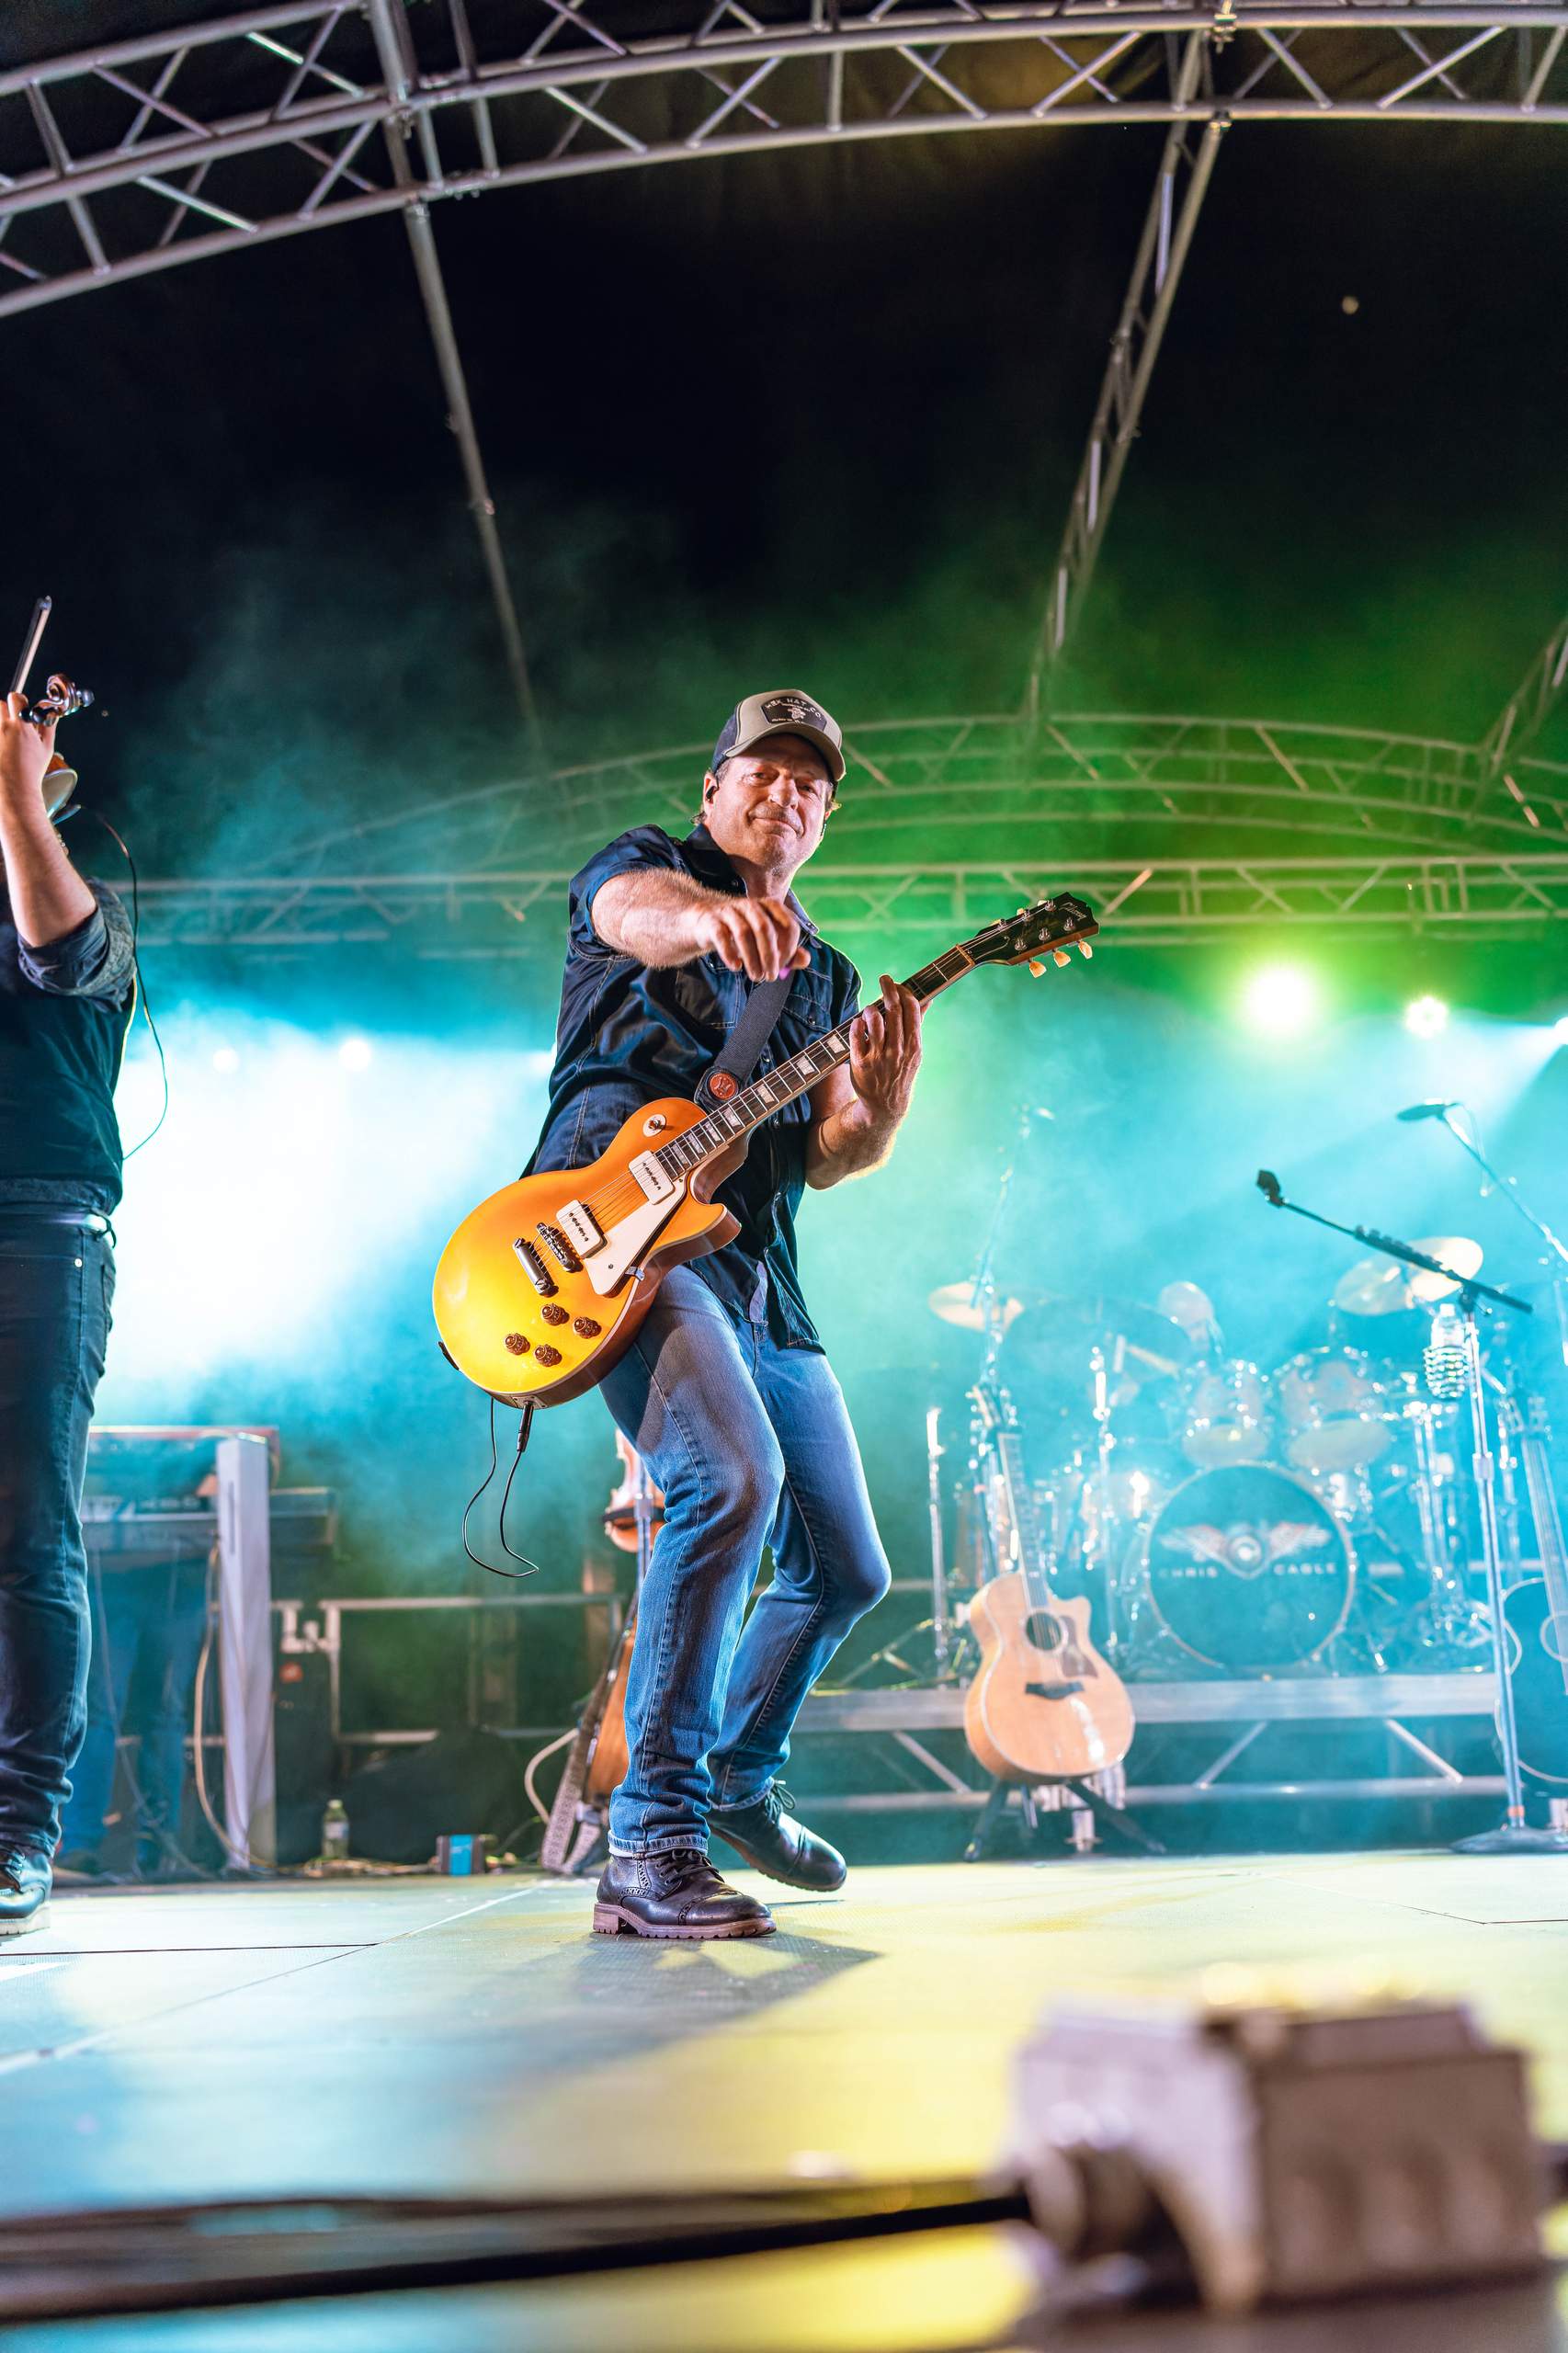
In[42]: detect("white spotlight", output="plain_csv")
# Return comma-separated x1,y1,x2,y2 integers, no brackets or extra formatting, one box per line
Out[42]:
211,1045,240,1074
1242,965,1320,1039
1404,995,1449,1040
338,1036,373,1072
1555,1015,1568,1045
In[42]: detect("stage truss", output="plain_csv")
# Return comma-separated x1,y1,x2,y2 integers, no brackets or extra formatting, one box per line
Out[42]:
5,2,1568,324
6,6,1566,938
127,708,1568,950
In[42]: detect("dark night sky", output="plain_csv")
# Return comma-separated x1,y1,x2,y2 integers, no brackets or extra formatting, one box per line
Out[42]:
4,7,1565,875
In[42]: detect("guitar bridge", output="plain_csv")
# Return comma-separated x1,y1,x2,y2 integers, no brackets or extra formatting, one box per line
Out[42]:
512,1236,556,1297
538,1220,584,1274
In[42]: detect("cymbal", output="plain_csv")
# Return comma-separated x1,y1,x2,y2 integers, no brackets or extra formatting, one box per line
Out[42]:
1003,1295,1195,1381
1332,1235,1483,1317
926,1282,1027,1335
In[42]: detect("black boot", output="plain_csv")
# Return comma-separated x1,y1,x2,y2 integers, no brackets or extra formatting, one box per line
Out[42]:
592,1847,775,1941
710,1784,846,1892
0,1850,51,1938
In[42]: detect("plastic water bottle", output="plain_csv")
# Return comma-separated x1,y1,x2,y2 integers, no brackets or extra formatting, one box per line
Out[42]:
320,1799,351,1867
1424,1302,1467,1400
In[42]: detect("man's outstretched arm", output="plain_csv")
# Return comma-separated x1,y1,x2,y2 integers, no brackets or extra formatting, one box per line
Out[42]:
591,870,812,983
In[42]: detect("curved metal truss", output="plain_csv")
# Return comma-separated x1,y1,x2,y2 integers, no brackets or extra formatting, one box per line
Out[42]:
4,2,1567,321
128,709,1568,951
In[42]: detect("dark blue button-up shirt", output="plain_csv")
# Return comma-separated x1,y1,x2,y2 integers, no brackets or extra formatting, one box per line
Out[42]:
527,824,860,1349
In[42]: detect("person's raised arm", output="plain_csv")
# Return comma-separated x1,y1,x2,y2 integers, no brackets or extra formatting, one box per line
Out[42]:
0,692,94,949
590,870,812,983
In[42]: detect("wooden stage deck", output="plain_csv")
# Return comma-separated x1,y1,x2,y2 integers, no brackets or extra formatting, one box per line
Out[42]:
4,1855,1568,2350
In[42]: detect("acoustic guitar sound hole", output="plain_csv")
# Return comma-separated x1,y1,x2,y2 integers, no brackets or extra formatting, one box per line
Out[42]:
1024,1610,1065,1654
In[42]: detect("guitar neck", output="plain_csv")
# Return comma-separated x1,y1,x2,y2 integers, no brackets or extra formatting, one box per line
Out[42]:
995,1424,1054,1597
659,941,978,1177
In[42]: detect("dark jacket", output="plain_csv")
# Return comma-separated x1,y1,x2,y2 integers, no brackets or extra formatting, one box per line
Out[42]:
527,824,860,1348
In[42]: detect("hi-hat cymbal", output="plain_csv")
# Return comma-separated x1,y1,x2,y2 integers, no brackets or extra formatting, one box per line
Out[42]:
926,1282,1027,1335
1333,1236,1483,1317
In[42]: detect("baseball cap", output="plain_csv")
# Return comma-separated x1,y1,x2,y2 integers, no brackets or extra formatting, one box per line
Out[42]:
710,688,846,787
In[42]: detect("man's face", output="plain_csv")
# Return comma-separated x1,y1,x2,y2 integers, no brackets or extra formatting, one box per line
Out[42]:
702,734,834,875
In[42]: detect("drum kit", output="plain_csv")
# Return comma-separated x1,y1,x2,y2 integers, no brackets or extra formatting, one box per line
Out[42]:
926,1234,1515,1683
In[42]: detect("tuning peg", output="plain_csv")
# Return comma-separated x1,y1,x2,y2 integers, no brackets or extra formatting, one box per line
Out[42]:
1052,948,1070,968
1078,941,1094,960
1028,959,1047,977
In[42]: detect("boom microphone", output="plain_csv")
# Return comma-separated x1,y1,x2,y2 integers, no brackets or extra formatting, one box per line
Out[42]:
1396,1099,1460,1124
1256,1169,1283,1205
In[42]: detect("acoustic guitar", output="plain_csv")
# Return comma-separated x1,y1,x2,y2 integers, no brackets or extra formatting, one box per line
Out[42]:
433,893,1098,1406
1500,1393,1568,1787
963,1386,1135,1784
540,1435,661,1873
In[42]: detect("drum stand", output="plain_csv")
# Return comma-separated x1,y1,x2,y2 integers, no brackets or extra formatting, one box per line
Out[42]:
1258,1172,1568,1855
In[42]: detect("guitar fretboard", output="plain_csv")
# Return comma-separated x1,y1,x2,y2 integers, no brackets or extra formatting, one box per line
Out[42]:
653,942,976,1180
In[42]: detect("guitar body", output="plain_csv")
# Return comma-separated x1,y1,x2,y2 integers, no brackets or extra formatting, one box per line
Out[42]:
1504,1581,1568,1787
1499,1399,1568,1788
964,1574,1135,1783
434,1097,742,1405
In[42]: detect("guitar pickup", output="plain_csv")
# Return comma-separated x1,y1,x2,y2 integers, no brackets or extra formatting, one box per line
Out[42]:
538,1220,584,1274
555,1200,605,1259
629,1151,677,1206
512,1235,556,1298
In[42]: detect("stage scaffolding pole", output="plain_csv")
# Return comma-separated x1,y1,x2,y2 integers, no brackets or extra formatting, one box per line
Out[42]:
365,0,543,762
1025,39,1227,715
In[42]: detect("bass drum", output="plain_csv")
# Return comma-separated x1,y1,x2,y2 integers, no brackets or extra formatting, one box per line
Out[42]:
1137,1462,1355,1675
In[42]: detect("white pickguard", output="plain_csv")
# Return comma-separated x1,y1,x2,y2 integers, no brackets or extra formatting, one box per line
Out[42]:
586,1188,683,1295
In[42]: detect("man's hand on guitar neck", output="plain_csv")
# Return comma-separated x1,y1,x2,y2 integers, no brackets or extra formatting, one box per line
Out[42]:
806,975,923,1188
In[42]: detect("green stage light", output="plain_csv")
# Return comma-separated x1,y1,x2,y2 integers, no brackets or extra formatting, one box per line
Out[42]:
1404,995,1449,1039
1241,963,1319,1038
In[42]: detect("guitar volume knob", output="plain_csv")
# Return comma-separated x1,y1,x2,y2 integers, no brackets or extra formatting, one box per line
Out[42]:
504,1333,529,1356
534,1344,562,1368
573,1316,601,1337
540,1303,569,1325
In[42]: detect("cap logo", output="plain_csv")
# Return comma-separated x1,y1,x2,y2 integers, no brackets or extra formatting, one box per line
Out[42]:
709,1072,738,1101
759,692,830,733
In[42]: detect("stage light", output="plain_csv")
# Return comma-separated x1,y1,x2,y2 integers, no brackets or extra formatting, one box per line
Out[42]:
211,1045,240,1074
1554,1015,1568,1045
1242,964,1319,1038
338,1035,373,1072
1403,995,1449,1039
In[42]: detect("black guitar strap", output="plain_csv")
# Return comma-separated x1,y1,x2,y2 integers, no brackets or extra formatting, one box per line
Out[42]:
695,971,796,1111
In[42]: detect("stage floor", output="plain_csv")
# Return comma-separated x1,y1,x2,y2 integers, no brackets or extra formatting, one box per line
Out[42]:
5,1855,1568,2350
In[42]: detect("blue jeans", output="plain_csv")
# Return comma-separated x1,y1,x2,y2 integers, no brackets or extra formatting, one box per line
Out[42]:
0,1223,114,1858
59,1557,207,1870
599,1265,891,1857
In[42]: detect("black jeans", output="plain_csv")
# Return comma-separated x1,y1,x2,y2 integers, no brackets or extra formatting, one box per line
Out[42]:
0,1222,114,1857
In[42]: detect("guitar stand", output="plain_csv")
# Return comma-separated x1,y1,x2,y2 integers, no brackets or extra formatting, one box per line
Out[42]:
963,1769,1165,1862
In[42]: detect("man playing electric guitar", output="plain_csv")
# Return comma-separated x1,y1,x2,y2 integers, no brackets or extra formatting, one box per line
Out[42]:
528,690,923,1940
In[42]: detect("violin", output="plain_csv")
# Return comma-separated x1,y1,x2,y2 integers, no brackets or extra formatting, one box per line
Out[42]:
10,597,94,822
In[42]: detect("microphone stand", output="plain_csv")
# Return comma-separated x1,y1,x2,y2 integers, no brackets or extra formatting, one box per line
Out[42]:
1256,1173,1568,1857
1433,1104,1568,1375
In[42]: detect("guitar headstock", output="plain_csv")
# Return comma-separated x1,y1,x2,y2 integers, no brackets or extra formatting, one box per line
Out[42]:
967,892,1098,976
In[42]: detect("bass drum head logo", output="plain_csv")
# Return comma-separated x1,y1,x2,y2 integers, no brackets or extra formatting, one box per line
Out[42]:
759,693,828,733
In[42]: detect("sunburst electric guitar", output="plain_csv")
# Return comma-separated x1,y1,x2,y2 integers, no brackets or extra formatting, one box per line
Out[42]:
433,892,1098,1406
